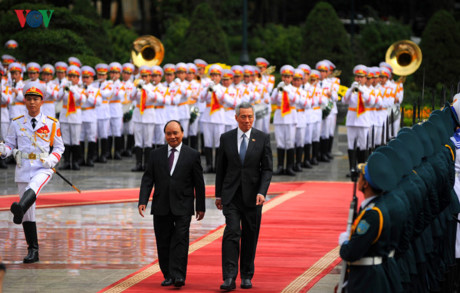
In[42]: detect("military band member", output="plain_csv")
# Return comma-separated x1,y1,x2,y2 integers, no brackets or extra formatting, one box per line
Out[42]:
240,65,255,105
120,63,135,156
324,60,340,159
292,69,309,172
221,69,240,132
79,66,101,167
297,64,313,168
316,60,333,163
163,64,179,122
107,62,125,160
94,63,113,163
184,63,202,149
53,62,68,86
5,40,18,50
57,65,86,170
379,67,395,143
342,65,373,170
8,62,25,120
380,62,402,138
0,65,10,169
41,64,59,118
0,81,64,263
175,63,191,142
131,66,159,172
307,70,324,166
272,65,297,176
25,62,42,83
150,66,168,148
371,67,385,148
200,64,226,173
195,59,211,153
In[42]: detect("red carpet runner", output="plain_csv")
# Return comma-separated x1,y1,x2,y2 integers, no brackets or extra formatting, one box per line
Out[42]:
95,181,351,292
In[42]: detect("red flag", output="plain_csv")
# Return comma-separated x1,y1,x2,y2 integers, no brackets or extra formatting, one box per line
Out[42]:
66,91,77,117
281,91,291,117
210,91,222,115
356,91,366,117
140,89,147,115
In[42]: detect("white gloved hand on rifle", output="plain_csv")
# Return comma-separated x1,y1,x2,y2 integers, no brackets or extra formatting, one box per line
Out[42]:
338,231,350,245
12,149,22,168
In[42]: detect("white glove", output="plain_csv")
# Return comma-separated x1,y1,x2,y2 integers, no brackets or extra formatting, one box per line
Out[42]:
0,143,7,156
174,78,181,84
12,149,22,168
277,81,285,89
339,231,350,245
42,154,59,169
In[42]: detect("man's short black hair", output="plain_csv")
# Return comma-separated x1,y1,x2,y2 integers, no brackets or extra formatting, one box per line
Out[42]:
164,120,184,133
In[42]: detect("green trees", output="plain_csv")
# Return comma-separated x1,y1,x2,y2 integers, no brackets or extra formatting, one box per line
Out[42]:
301,2,353,84
0,0,138,67
179,3,230,63
417,9,460,88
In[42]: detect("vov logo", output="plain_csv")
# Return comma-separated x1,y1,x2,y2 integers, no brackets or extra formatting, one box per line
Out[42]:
14,10,54,28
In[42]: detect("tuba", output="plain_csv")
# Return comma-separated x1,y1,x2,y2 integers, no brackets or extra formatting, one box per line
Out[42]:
385,40,422,77
131,35,165,67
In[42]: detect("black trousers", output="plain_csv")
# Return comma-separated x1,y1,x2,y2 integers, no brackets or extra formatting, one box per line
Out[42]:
153,213,191,280
222,190,262,280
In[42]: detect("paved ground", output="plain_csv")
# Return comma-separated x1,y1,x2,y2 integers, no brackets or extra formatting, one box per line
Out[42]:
0,125,350,292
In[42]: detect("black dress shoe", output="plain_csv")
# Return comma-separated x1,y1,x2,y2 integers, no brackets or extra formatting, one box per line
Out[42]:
220,278,236,291
174,278,185,287
161,278,174,286
241,278,252,289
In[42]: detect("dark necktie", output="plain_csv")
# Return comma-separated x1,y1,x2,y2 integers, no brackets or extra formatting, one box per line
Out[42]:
169,148,176,172
240,134,247,163
31,118,37,129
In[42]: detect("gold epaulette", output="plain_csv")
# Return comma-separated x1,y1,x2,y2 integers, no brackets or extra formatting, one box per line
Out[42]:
12,115,24,121
47,116,58,122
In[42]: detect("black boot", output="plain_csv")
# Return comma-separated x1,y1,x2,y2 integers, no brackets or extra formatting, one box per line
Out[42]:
285,148,296,176
274,148,285,175
86,142,96,167
327,137,334,160
302,144,312,169
346,149,355,178
114,136,123,160
0,158,7,169
190,136,198,150
22,221,39,263
131,147,144,172
204,147,213,173
78,141,85,166
357,149,367,164
106,136,113,159
143,147,152,171
310,142,319,165
293,147,303,172
122,135,134,157
59,145,71,170
71,145,81,170
10,189,36,225
319,138,330,162
97,138,108,163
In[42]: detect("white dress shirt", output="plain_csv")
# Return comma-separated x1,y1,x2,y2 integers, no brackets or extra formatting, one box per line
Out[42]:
168,142,182,175
237,127,252,154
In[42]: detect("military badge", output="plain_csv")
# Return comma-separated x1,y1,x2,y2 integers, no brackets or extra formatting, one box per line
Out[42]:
356,220,370,235
36,125,50,134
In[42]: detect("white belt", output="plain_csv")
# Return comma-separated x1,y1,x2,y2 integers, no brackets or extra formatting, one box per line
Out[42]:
21,152,48,160
350,256,382,266
388,250,395,258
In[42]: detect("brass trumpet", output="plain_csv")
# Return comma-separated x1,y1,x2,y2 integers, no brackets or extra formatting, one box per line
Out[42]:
385,40,422,77
131,35,165,67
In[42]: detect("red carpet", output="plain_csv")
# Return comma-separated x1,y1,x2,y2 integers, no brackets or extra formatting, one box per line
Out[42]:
98,181,351,293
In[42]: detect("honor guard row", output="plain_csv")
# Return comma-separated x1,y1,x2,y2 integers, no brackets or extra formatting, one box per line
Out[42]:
339,101,460,292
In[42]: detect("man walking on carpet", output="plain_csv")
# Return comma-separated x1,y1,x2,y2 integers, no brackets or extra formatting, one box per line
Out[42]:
138,120,206,288
215,102,273,290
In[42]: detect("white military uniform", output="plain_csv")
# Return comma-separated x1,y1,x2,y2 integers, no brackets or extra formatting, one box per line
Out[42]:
95,79,113,139
271,82,297,149
57,84,86,145
2,112,64,221
122,79,135,136
1,78,11,140
42,81,59,118
132,82,159,148
108,79,124,137
8,79,25,120
222,85,240,132
151,82,169,145
80,84,102,143
294,86,309,147
175,80,192,138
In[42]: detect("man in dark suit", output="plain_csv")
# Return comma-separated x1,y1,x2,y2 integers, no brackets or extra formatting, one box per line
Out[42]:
216,102,273,290
138,120,206,288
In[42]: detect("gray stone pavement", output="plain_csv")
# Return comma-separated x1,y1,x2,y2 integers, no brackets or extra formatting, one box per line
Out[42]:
0,125,351,292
